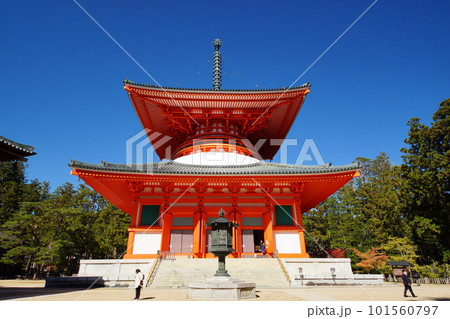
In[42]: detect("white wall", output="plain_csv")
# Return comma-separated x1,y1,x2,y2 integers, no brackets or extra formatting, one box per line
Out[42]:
78,259,153,276
174,151,260,166
133,232,162,254
274,231,301,254
282,258,354,277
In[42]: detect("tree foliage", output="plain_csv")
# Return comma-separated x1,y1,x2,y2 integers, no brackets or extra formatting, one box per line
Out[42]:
400,98,450,264
352,246,388,273
303,98,449,272
0,164,130,277
304,153,406,256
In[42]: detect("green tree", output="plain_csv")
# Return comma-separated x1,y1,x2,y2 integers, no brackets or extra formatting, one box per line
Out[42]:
379,236,419,274
380,236,419,265
0,162,52,277
400,98,450,263
303,153,408,271
351,154,407,245
0,180,131,277
0,161,26,225
93,202,130,259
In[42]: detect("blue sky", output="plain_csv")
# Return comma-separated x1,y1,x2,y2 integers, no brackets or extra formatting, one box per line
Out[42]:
1,0,449,189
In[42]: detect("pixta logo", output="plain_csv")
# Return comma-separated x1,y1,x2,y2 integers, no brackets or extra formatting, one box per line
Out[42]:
126,129,172,173
272,138,325,165
126,129,325,173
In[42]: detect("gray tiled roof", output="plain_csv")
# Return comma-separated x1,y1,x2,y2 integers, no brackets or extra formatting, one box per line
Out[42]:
123,79,311,92
0,136,36,154
70,160,359,175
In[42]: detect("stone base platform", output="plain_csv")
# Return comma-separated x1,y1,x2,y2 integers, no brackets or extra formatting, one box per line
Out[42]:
188,276,256,300
282,258,384,286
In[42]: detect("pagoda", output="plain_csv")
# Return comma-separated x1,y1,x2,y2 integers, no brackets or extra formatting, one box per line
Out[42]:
70,40,359,259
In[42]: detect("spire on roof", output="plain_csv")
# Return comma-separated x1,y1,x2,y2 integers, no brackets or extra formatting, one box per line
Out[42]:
212,39,222,90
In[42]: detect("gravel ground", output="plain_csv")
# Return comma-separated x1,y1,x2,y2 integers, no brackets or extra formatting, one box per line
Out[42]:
0,280,449,301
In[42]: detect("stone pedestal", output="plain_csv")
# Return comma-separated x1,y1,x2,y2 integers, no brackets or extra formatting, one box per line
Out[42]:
188,276,256,300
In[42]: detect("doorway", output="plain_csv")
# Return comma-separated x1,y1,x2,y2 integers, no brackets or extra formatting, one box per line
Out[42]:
170,230,193,253
242,229,264,253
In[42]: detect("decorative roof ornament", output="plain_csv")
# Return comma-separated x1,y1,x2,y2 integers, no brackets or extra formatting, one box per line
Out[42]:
212,39,223,90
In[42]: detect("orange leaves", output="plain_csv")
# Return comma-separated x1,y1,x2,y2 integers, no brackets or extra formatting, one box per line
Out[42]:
352,246,388,272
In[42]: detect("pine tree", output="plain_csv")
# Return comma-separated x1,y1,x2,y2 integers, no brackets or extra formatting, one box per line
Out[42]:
400,98,450,263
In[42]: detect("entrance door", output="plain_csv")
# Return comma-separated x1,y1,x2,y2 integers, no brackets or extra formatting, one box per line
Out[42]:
170,230,193,253
253,230,265,252
181,230,193,253
242,229,254,253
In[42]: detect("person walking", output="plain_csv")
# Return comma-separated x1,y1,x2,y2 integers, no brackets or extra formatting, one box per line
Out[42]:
401,269,417,297
134,269,144,300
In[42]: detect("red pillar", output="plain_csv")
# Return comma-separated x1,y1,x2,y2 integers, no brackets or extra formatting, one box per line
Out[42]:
234,210,243,258
123,230,135,259
192,210,202,258
294,199,309,258
160,212,173,252
263,210,274,256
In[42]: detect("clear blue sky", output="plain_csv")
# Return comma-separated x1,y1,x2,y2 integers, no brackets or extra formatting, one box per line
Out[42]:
1,0,449,189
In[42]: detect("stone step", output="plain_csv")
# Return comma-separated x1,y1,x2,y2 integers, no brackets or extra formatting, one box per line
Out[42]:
150,258,289,288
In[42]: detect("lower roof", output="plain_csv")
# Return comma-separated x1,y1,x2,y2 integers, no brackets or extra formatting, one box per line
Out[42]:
69,160,359,215
70,160,360,175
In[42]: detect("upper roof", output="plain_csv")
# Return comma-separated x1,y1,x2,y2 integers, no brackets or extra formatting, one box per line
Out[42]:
123,79,311,93
123,80,311,160
70,159,359,176
0,136,36,162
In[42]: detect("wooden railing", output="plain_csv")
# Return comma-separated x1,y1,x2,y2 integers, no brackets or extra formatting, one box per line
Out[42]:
145,251,161,287
160,251,176,261
275,251,291,285
416,277,450,284
385,275,450,285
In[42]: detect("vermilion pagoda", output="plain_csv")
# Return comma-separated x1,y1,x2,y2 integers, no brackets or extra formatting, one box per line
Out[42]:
70,40,359,259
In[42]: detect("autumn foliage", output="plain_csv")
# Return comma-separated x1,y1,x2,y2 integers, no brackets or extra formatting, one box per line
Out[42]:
352,246,388,273
327,248,346,258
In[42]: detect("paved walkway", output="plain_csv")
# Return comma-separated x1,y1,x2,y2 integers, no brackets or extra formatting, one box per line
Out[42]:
0,280,449,301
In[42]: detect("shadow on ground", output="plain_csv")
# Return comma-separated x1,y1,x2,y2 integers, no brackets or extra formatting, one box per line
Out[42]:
0,287,96,301
139,297,155,300
424,297,450,301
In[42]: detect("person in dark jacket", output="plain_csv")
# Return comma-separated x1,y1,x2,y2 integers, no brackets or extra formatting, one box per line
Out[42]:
260,240,266,255
401,269,417,297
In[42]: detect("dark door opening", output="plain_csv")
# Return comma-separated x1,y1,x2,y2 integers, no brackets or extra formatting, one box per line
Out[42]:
242,229,265,253
253,230,264,252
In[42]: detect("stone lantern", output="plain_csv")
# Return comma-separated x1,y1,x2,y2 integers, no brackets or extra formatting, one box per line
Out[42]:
206,208,239,276
188,208,255,300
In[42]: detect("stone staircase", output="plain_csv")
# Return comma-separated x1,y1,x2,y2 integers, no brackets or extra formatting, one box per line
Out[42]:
150,257,290,288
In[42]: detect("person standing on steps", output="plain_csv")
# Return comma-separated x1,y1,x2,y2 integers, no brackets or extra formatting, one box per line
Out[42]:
134,269,144,300
401,269,417,298
260,240,266,255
